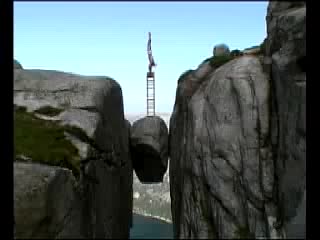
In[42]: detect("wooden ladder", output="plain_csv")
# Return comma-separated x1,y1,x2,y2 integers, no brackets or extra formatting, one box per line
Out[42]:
146,72,155,116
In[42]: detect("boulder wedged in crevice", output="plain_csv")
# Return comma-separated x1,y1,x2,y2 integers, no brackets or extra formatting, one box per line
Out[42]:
130,116,169,183
131,143,166,183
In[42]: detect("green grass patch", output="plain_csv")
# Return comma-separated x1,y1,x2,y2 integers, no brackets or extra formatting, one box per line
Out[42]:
201,54,235,69
260,39,266,55
230,49,243,57
14,107,81,178
203,55,234,69
244,45,260,51
34,105,64,117
14,105,27,112
243,42,266,56
178,69,194,83
210,55,234,68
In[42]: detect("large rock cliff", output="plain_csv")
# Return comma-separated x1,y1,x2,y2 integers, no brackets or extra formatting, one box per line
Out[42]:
14,68,133,238
265,1,306,238
170,56,277,238
169,1,305,239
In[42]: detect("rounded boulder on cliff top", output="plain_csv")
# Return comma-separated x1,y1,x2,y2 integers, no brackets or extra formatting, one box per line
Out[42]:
213,43,230,57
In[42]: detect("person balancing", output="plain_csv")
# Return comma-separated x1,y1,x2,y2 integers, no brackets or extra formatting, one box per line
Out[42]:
147,32,156,73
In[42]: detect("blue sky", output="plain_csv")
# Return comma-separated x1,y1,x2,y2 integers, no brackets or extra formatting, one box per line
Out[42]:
14,2,268,114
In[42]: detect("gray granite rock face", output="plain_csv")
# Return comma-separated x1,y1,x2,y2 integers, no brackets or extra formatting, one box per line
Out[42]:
130,116,169,183
266,1,306,238
14,162,83,238
169,56,280,238
169,1,306,239
14,68,133,238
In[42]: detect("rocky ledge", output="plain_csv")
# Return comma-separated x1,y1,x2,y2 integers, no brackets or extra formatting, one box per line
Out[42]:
14,67,133,238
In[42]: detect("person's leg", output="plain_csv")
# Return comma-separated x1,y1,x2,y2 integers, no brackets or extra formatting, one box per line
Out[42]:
151,57,156,67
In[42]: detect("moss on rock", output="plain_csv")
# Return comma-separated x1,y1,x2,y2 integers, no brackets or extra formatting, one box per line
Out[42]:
14,107,81,178
178,69,194,83
14,59,23,69
200,54,235,69
209,55,234,68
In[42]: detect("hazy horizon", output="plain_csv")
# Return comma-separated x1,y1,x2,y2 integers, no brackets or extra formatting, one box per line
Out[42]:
14,2,268,114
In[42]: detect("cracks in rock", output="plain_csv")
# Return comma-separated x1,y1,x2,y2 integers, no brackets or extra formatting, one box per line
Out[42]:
215,148,240,175
248,72,275,238
171,102,191,238
197,135,241,233
77,107,99,113
202,93,260,236
29,216,51,238
53,197,80,237
247,73,265,192
15,88,81,94
204,177,241,227
79,147,126,186
269,63,283,230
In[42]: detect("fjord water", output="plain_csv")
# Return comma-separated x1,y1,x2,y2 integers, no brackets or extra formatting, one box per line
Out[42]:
130,214,173,239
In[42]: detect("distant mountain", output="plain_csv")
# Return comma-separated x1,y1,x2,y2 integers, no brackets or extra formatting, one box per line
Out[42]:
132,168,171,221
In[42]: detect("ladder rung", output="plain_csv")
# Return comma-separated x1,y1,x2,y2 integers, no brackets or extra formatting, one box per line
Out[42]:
146,72,155,115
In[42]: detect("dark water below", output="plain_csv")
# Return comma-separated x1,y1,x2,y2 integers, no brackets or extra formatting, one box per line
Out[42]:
130,214,173,239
